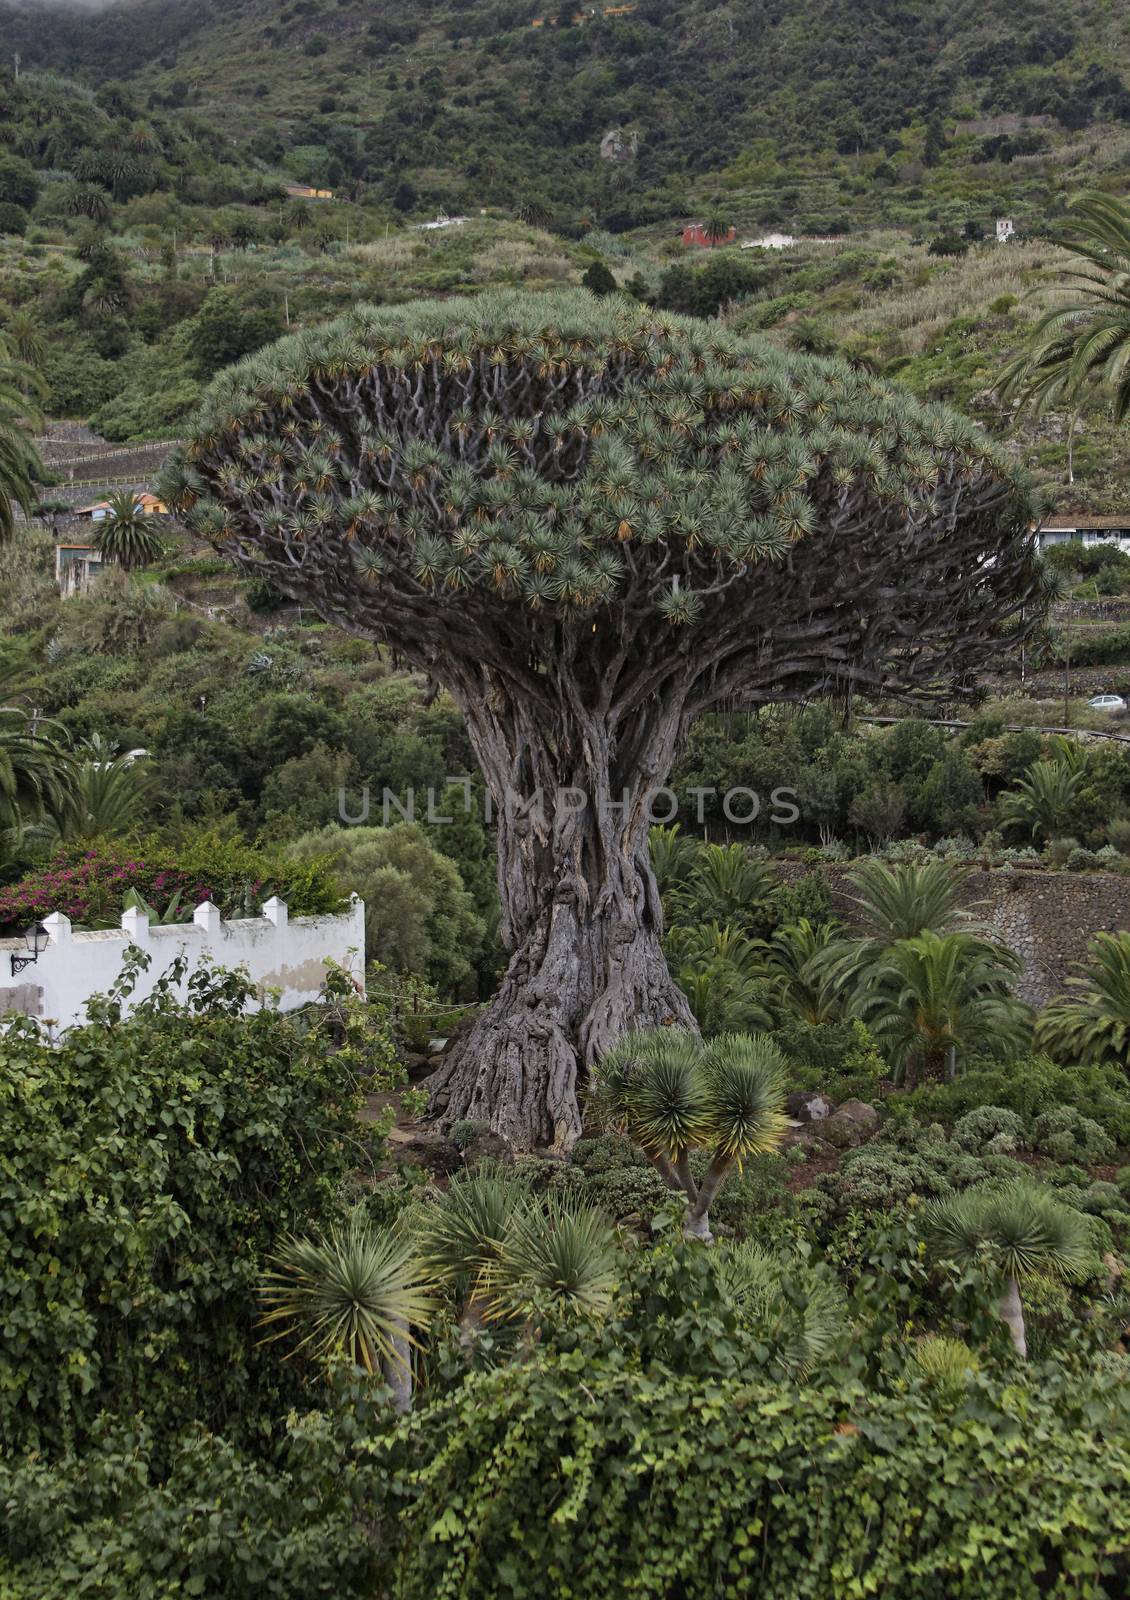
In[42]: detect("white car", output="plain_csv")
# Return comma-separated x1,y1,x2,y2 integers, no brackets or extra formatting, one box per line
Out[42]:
1088,694,1126,712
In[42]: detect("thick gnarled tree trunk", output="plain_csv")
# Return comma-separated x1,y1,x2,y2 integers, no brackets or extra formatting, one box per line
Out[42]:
427,667,695,1152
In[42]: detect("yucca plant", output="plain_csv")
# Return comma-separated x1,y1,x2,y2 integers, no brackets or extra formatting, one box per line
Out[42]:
415,1164,527,1325
258,1219,436,1410
925,1181,1090,1358
592,1028,787,1241
490,1197,619,1325
172,289,1043,1150
1036,931,1130,1068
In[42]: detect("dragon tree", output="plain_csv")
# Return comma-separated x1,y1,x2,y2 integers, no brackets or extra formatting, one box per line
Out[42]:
169,291,1043,1150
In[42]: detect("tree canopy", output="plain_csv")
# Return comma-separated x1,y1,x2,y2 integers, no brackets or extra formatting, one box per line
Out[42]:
171,291,1044,1148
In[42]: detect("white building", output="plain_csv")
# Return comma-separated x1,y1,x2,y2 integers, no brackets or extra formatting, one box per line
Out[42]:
996,217,1016,243
0,895,365,1037
1037,516,1130,556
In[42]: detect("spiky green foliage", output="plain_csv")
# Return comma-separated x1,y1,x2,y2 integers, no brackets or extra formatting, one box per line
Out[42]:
0,703,77,853
173,291,1041,710
998,193,1130,423
491,1197,619,1323
0,340,43,544
591,1028,709,1163
853,929,1029,1086
93,489,167,571
592,1028,787,1239
846,857,976,944
910,1335,980,1402
57,735,155,841
768,916,844,1024
926,1181,1090,1292
1037,931,1130,1069
257,1219,435,1375
717,1241,846,1377
668,844,781,938
415,1164,527,1308
998,760,1084,845
699,1032,789,1160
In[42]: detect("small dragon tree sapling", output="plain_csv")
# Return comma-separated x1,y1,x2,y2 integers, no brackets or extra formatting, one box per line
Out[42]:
925,1180,1091,1359
592,1027,788,1241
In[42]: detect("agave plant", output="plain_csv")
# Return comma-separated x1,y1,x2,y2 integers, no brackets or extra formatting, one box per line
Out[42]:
717,1240,846,1376
258,1218,436,1410
1036,931,1130,1068
925,1181,1090,1358
592,1028,788,1242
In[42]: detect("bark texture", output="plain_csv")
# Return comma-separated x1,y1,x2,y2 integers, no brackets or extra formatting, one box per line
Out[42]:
998,1275,1028,1359
427,665,695,1151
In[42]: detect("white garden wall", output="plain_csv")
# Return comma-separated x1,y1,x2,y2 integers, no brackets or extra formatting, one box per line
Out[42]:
0,895,365,1036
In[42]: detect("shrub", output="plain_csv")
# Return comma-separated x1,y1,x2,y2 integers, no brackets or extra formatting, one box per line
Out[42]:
895,1056,1130,1146
0,961,381,1457
0,833,344,931
366,1350,1130,1598
951,1106,1026,1155
1032,1107,1116,1166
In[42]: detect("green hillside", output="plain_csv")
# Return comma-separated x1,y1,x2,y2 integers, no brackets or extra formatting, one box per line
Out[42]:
3,0,1130,227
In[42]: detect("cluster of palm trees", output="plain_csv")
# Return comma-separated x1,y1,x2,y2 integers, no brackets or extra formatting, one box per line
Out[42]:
658,839,1031,1087
0,701,155,866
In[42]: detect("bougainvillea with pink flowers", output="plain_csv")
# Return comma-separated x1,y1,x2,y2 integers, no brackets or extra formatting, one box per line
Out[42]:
0,832,343,931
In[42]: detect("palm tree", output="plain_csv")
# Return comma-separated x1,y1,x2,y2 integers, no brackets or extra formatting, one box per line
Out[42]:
1036,931,1130,1068
703,216,730,246
819,858,984,1002
648,822,695,897
768,917,844,1024
997,193,1130,423
592,1028,788,1241
925,1181,1089,1357
668,842,781,938
666,920,777,1035
0,703,77,857
853,930,1029,1087
4,311,45,371
56,735,155,840
257,1218,436,1410
94,489,166,571
0,342,44,543
998,759,1083,845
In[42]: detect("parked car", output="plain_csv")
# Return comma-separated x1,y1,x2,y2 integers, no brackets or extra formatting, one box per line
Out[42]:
1088,693,1126,712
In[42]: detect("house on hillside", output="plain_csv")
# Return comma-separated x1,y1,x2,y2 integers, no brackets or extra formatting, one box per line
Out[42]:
74,493,168,522
55,542,106,597
682,222,737,248
996,217,1016,243
1038,515,1130,556
284,183,335,201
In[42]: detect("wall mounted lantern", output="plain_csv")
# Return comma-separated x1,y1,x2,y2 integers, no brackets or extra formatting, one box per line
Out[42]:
10,921,48,976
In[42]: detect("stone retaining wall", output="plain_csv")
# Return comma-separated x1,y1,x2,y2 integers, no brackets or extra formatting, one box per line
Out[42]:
777,861,1130,1006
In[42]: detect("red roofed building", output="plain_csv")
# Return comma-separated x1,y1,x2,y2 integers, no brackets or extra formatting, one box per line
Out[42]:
681,222,737,248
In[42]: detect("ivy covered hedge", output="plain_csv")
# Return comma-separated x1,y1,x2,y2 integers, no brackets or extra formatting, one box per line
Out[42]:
368,1354,1130,1600
0,959,373,1459
0,831,344,932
